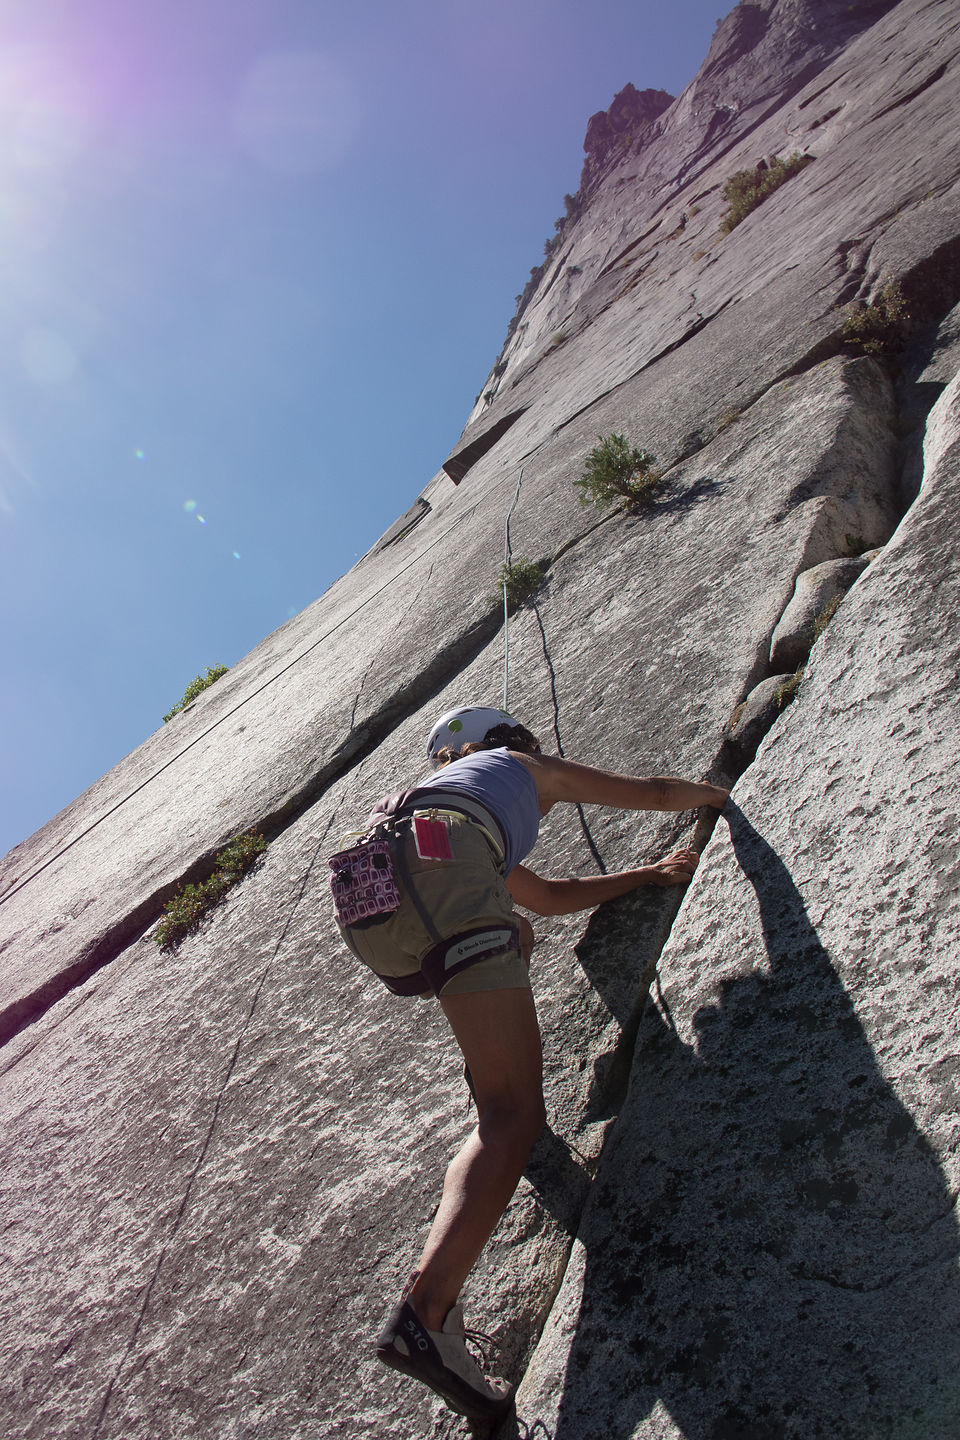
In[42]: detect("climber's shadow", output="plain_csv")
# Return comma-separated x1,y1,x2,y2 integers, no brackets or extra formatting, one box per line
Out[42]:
537,803,960,1438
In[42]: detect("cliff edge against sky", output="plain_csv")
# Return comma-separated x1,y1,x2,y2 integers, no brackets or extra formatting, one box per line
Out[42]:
2,1,959,1435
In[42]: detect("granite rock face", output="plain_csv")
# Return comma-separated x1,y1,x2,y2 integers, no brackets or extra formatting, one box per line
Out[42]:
722,673,794,772
581,85,675,180
2,2,959,1437
516,366,960,1440
768,552,871,671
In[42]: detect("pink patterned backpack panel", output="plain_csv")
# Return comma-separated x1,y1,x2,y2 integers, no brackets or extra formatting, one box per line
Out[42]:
329,839,401,927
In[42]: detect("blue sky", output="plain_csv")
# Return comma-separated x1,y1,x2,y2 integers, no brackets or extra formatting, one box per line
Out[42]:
0,0,727,855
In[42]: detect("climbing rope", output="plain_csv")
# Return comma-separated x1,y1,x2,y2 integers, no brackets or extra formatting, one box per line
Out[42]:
501,463,525,710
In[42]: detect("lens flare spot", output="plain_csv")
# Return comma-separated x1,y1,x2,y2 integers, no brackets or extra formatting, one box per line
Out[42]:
197,514,207,524
286,606,297,618
233,551,242,559
183,500,197,512
134,449,145,460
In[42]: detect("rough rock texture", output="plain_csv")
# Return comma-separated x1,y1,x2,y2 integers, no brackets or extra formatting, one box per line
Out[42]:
2,2,960,1437
722,673,794,771
768,552,871,670
919,299,960,384
515,367,960,1440
581,85,675,181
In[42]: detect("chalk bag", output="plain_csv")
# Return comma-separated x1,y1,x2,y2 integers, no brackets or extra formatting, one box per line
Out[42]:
329,839,401,928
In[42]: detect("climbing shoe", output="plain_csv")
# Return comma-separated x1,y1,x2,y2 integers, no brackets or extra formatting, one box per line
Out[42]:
375,1290,514,1422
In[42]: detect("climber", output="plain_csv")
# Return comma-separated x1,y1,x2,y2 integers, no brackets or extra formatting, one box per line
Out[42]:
330,704,729,1423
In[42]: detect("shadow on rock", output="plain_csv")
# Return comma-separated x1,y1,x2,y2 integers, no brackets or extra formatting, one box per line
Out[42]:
528,804,960,1439
654,473,727,514
523,1125,593,1237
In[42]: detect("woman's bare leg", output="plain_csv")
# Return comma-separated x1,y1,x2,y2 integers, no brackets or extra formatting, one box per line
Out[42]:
407,985,545,1331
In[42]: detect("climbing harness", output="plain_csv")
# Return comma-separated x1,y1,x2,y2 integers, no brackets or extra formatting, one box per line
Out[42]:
380,922,522,998
330,794,517,998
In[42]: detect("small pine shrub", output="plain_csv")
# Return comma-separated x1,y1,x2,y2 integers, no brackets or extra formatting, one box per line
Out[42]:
155,831,267,949
492,558,545,613
719,153,814,234
164,664,229,723
575,433,662,511
841,280,908,356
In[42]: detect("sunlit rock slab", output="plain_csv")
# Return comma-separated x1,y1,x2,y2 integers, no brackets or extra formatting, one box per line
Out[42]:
4,0,958,1056
0,352,904,1440
0,2,958,1437
0,342,899,1045
512,373,960,1439
474,0,958,416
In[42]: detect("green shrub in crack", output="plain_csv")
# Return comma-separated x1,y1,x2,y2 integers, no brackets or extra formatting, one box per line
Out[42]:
163,663,229,723
841,280,908,356
773,597,846,713
575,433,662,512
491,558,546,613
155,831,268,949
774,667,804,710
719,152,814,234
810,593,843,644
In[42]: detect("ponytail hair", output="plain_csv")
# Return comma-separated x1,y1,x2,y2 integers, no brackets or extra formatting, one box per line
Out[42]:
433,722,541,770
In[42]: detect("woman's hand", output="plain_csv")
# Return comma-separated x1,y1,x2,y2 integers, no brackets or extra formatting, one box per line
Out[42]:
508,849,702,914
644,847,700,886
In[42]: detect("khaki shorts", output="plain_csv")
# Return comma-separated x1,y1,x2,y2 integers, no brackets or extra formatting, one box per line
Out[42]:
340,814,529,998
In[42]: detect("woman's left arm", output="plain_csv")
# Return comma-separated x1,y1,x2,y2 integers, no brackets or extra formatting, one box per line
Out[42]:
506,849,699,916
516,751,729,814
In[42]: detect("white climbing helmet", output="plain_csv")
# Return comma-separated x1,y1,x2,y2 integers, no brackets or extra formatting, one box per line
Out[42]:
425,705,520,762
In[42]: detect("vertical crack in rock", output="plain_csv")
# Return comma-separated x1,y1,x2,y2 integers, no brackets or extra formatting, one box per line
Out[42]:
0,602,506,1049
720,341,954,784
90,805,343,1439
348,672,369,736
531,600,607,876
6,5,960,1436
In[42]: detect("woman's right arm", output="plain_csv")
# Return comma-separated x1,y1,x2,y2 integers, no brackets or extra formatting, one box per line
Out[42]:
507,849,701,915
516,750,729,813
